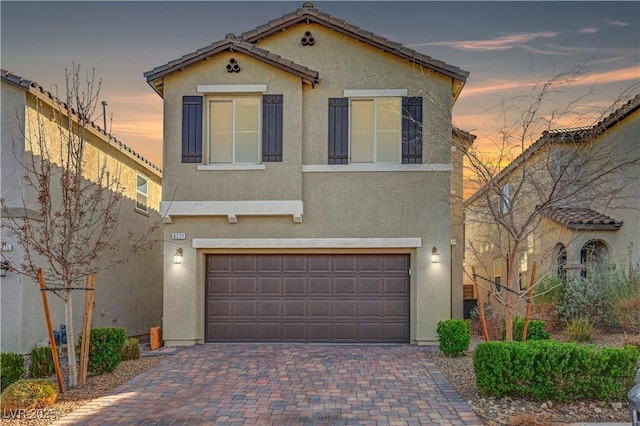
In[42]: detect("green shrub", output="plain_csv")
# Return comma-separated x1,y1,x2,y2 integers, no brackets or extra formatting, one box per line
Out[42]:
503,317,551,341
473,340,639,401
0,379,57,410
28,347,55,378
557,268,622,326
436,319,471,357
78,327,126,375
120,338,141,361
564,317,594,342
534,275,565,304
1,352,25,391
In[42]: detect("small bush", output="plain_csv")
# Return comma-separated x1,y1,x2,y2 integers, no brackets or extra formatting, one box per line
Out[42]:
564,317,594,342
504,317,551,341
622,333,640,350
615,295,640,333
473,340,638,401
436,319,471,357
1,352,25,391
0,379,57,410
120,338,141,361
28,347,55,378
78,327,126,375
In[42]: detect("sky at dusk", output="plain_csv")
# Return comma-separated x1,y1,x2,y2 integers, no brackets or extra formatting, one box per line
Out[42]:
2,1,639,175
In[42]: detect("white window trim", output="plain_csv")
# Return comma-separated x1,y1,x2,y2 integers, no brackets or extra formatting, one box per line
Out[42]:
349,97,402,164
344,89,407,97
301,164,452,173
197,164,266,171
207,97,261,165
198,84,267,93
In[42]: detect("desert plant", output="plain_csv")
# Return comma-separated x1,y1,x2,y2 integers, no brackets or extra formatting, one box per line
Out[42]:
470,304,504,340
0,379,57,410
436,319,471,356
622,333,640,350
556,269,620,326
78,327,126,375
564,317,594,342
120,338,141,361
1,352,25,391
614,295,640,333
28,347,55,378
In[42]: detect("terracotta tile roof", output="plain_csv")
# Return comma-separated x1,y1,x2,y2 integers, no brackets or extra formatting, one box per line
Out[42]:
144,35,319,94
240,2,469,83
145,2,468,98
465,94,640,206
543,206,623,231
1,69,162,174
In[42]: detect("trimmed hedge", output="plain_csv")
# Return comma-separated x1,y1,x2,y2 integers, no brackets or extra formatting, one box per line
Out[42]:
436,319,471,356
78,327,126,375
473,340,639,401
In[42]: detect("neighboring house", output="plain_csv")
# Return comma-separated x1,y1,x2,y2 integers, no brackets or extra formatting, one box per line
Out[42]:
463,95,640,310
145,2,471,345
1,69,163,354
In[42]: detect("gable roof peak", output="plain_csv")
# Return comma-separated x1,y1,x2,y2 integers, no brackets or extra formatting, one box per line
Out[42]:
302,2,314,8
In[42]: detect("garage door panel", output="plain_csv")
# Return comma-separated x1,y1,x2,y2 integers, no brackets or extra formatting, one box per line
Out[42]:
233,300,257,317
206,254,409,343
234,277,257,295
309,277,331,295
284,300,306,317
335,277,357,295
258,300,281,317
309,300,332,317
284,277,307,295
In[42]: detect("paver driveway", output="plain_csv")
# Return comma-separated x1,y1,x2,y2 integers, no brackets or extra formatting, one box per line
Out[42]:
54,344,483,425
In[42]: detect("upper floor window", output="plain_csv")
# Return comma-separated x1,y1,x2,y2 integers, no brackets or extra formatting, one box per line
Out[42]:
209,98,260,164
136,173,148,213
181,93,282,164
328,95,422,165
501,183,510,214
350,98,401,163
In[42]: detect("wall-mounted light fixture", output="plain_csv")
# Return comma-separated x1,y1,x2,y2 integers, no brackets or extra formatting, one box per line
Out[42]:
431,247,440,263
1,260,10,277
174,248,183,264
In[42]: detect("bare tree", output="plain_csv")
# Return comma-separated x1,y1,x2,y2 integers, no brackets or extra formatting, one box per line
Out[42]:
461,64,640,340
1,64,159,387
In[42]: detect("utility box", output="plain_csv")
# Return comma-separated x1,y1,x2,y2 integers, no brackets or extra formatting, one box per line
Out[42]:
150,326,162,350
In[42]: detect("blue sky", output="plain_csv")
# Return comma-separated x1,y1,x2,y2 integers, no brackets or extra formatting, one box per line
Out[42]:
2,1,639,168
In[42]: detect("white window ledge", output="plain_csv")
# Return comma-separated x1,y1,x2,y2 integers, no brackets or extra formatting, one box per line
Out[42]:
302,164,452,173
192,238,422,249
343,89,408,97
160,200,303,224
197,84,267,93
197,164,266,171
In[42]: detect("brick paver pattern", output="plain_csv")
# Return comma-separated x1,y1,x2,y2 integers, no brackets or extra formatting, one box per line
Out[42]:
54,344,483,425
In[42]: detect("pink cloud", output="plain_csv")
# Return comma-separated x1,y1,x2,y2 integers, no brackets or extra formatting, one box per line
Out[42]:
579,27,598,34
410,31,559,51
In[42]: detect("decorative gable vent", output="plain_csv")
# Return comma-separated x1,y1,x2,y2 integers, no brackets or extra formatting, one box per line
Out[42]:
226,58,241,73
301,31,315,46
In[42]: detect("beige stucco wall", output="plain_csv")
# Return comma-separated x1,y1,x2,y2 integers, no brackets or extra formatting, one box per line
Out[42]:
159,20,461,345
1,81,163,354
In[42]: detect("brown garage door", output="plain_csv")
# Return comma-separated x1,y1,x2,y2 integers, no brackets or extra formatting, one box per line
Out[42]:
205,254,409,343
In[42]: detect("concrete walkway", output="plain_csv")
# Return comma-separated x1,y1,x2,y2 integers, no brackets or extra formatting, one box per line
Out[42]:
53,344,483,425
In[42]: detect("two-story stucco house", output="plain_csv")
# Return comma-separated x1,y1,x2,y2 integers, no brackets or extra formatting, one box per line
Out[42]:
463,95,640,310
1,70,163,354
145,2,471,345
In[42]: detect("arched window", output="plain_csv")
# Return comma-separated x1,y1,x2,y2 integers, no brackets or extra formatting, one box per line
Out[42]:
580,240,609,277
555,243,567,281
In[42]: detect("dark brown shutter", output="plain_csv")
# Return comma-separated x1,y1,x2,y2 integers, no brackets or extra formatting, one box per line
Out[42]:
328,98,349,164
262,94,283,162
402,97,422,164
182,96,203,163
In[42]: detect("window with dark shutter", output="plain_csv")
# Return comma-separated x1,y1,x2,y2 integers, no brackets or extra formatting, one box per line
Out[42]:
262,94,283,162
328,98,349,164
182,96,203,163
402,97,422,164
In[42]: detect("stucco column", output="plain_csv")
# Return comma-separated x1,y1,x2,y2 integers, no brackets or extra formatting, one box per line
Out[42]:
163,241,198,346
414,245,450,344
